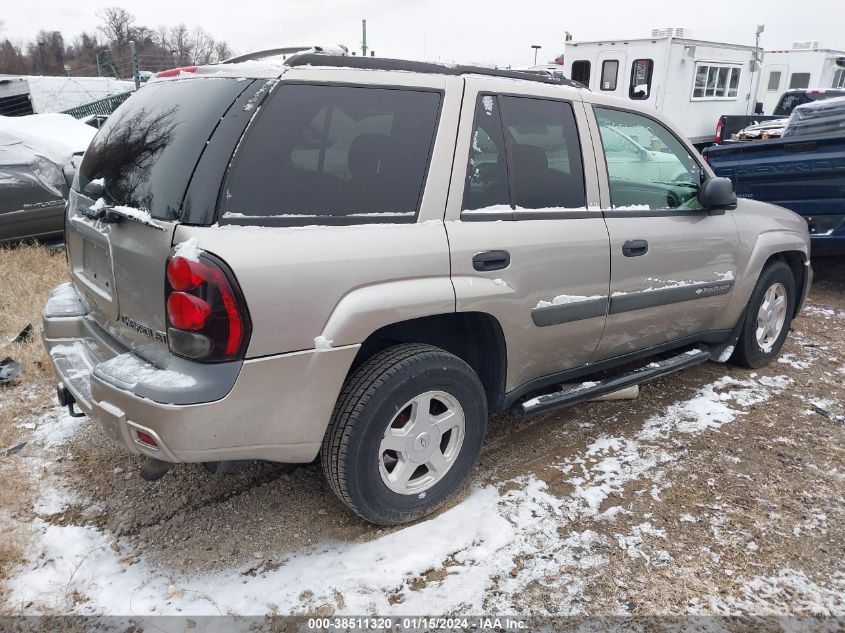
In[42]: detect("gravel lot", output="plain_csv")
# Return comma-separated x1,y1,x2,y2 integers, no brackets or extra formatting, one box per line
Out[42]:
1,248,843,617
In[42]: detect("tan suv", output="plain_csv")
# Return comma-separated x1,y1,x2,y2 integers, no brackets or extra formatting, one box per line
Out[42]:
43,52,811,525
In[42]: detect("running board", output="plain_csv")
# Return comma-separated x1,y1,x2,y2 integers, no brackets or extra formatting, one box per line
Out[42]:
515,346,711,419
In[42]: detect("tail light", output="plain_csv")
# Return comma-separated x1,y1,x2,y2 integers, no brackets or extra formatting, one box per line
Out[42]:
165,252,251,362
715,118,724,144
156,66,198,78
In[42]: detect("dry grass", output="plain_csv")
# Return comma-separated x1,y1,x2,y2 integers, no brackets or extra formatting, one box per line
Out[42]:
0,243,68,599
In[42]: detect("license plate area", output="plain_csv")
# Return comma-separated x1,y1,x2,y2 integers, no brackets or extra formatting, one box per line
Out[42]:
82,238,113,294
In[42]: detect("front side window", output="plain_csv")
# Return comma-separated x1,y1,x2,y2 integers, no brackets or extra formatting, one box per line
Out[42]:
601,60,619,91
595,107,704,211
571,60,591,86
789,73,811,90
222,84,441,225
692,64,742,100
462,95,586,214
629,59,654,100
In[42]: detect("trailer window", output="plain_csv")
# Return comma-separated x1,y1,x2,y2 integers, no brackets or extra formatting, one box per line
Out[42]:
600,60,619,91
691,63,742,100
571,60,591,86
789,73,811,90
833,69,845,89
767,71,782,91
629,59,654,100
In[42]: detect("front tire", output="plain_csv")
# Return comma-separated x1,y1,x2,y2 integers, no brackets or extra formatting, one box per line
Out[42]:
732,260,796,368
320,344,487,525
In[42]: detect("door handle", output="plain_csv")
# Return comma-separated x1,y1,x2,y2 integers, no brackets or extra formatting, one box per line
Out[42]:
622,239,649,257
473,250,511,271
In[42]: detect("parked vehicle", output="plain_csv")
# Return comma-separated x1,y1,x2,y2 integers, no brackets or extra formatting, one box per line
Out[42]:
559,28,758,147
758,42,845,113
0,113,95,244
705,97,845,254
715,88,845,144
0,75,133,117
43,52,810,525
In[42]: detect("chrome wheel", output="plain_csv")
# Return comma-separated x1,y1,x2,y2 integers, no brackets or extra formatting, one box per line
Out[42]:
755,282,787,350
379,390,465,495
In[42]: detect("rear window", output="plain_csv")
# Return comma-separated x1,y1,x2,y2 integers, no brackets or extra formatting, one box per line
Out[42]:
79,78,246,221
220,84,442,226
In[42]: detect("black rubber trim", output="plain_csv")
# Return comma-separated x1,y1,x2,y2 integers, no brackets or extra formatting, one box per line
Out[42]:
603,209,710,218
609,280,734,314
531,297,607,327
460,209,600,222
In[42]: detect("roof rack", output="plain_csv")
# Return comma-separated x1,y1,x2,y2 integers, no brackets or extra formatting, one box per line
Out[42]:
223,47,312,64
283,54,583,88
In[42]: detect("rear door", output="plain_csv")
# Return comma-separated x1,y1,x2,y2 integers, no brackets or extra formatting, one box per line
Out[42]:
445,79,610,392
762,64,787,114
587,104,739,361
68,77,256,365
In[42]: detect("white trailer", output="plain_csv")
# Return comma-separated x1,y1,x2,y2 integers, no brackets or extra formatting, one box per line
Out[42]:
560,29,758,145
759,43,845,113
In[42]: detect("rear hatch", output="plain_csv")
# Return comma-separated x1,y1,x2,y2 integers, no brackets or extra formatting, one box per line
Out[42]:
67,76,254,365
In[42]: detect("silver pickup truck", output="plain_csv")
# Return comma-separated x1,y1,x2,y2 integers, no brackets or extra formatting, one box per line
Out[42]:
43,52,811,525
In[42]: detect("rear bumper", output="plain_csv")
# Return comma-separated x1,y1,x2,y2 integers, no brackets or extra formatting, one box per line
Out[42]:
43,283,359,464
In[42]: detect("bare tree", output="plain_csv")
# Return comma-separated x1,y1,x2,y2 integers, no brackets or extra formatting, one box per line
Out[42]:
96,6,134,56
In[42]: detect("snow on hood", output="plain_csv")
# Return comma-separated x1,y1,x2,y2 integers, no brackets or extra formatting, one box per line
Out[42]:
0,113,96,166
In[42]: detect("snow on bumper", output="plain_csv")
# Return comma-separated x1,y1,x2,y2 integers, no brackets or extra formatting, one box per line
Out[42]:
42,283,359,464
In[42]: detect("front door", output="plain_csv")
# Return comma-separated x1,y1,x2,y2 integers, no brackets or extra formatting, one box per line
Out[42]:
445,79,610,392
588,104,739,361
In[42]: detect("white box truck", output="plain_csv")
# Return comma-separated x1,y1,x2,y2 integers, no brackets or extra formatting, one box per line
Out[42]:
560,28,758,146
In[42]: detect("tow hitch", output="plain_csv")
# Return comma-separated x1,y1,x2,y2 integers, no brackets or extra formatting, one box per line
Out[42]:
57,383,85,418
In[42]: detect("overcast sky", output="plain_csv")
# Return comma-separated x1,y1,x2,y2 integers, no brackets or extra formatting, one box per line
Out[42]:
3,0,843,67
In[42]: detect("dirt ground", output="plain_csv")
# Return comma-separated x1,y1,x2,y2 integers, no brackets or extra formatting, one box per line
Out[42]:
0,246,843,617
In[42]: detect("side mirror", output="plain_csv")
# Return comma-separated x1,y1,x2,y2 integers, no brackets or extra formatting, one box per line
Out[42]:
82,179,104,199
698,177,737,211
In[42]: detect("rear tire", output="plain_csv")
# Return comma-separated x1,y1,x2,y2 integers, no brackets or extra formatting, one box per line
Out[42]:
320,344,487,525
732,260,796,368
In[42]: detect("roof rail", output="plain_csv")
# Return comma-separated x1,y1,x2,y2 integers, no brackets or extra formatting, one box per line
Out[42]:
223,46,312,64
283,54,583,88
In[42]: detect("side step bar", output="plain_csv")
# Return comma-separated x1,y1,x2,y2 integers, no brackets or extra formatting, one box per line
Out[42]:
515,346,711,419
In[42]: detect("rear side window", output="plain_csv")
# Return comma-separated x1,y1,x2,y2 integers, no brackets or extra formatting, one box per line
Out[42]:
600,60,619,91
571,60,591,86
221,84,441,225
500,96,585,209
462,94,586,214
629,59,654,100
79,78,246,220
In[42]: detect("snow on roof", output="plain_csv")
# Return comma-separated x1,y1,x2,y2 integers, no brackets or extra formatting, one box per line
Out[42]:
3,76,134,113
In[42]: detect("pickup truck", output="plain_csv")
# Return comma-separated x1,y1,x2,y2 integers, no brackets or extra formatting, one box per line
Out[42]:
714,88,845,144
705,97,845,254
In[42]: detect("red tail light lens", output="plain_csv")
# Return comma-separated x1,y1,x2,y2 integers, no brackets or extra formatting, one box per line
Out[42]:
165,252,251,362
715,119,724,143
167,292,211,330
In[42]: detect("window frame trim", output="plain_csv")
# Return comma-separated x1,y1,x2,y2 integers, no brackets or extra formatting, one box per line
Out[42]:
460,91,589,221
571,60,592,86
690,62,743,101
590,103,710,215
216,79,446,227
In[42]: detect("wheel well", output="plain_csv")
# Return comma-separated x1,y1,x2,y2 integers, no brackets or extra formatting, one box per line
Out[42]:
766,250,807,316
350,312,508,411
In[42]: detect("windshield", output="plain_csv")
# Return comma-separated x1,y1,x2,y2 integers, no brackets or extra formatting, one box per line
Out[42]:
79,78,247,221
